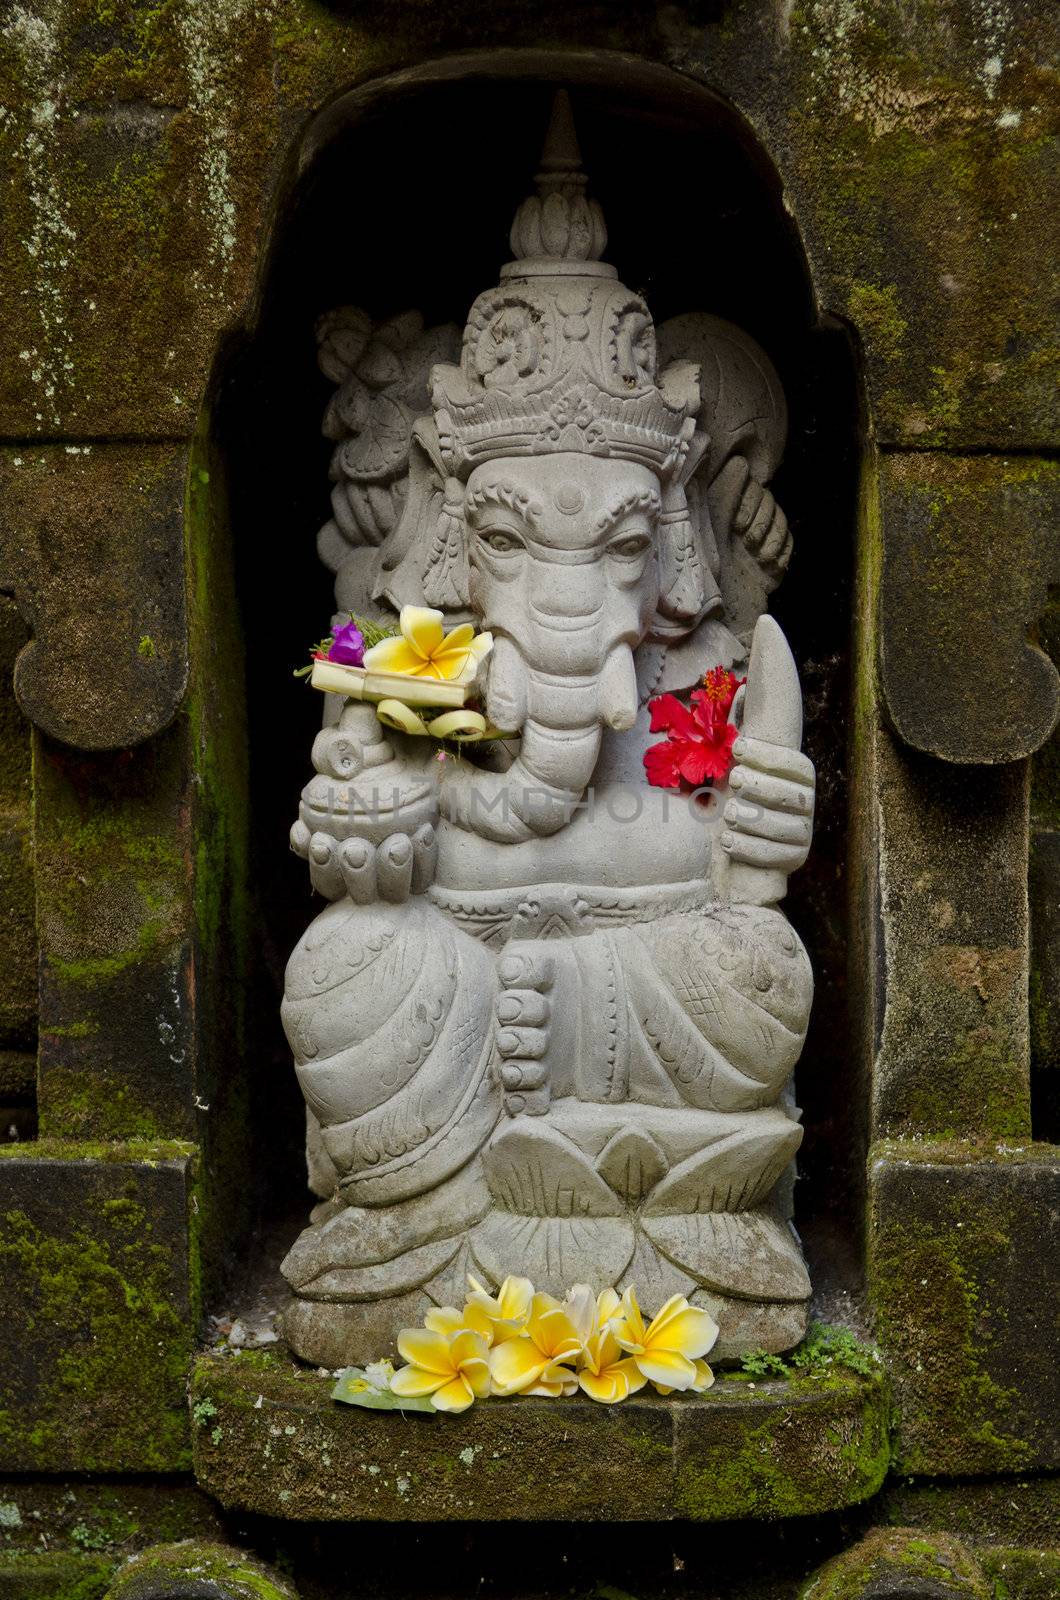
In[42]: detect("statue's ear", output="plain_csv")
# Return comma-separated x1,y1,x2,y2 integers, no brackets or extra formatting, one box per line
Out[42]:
656,481,706,631
373,419,470,611
421,474,470,609
654,432,723,636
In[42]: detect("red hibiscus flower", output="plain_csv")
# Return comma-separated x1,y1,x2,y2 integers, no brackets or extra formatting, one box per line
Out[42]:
643,667,744,791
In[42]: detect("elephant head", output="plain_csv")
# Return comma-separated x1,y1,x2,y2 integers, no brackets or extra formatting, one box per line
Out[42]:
438,454,664,842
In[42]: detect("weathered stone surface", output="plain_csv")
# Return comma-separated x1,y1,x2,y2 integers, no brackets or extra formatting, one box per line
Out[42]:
799,1529,992,1600
190,1348,888,1522
0,1480,222,1561
868,1143,1060,1476
880,1475,1060,1551
878,455,1060,764
0,1551,113,1599
32,728,197,1142
105,1541,299,1600
0,1144,199,1473
871,731,1031,1141
0,446,189,751
977,1547,1060,1600
0,5,1055,448
0,599,36,1060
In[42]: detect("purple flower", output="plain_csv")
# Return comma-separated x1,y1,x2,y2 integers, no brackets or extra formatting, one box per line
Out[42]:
327,619,365,667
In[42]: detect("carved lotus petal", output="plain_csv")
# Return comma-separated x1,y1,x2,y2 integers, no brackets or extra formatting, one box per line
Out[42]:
470,1212,634,1300
483,1121,622,1217
595,1127,668,1204
282,1166,491,1285
283,1234,462,1304
642,1210,811,1303
643,1118,802,1215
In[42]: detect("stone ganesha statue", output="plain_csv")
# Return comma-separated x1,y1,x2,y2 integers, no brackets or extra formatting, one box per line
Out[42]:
280,95,815,1367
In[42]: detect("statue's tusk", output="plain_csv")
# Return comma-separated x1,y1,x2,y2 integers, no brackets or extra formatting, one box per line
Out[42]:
598,642,639,732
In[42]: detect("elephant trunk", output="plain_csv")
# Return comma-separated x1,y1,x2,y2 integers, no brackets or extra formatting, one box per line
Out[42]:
440,639,638,843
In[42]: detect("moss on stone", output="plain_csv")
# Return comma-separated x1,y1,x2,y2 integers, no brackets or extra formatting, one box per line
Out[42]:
978,1546,1060,1600
0,1149,198,1472
869,1146,1057,1475
799,1527,990,1600
0,1552,113,1600
189,1348,889,1522
107,1539,297,1600
182,414,255,1307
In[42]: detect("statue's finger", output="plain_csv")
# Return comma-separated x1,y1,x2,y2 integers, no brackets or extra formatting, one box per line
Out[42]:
741,488,773,550
498,950,554,991
290,819,311,859
308,832,346,899
376,834,414,903
719,831,808,871
497,1026,549,1060
723,799,812,845
731,735,815,786
759,505,790,568
500,1058,549,1090
727,767,814,816
496,989,549,1028
339,837,377,904
410,822,438,895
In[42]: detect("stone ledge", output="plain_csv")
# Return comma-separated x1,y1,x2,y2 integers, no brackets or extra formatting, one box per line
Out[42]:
190,1350,890,1522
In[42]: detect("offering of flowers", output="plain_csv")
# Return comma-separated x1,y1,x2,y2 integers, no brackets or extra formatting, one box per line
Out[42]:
332,1275,719,1415
643,665,745,791
299,605,504,742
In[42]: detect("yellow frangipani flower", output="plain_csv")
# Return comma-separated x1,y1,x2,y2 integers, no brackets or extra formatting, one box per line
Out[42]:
362,605,493,684
564,1283,621,1343
389,1326,492,1414
612,1289,719,1394
488,1291,584,1397
578,1323,647,1405
466,1274,534,1344
423,1301,497,1345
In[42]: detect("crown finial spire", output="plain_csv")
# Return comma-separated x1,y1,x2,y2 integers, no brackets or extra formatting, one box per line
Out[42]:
508,90,608,265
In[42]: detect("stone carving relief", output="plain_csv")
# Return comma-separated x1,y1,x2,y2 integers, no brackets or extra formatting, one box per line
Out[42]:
281,93,815,1366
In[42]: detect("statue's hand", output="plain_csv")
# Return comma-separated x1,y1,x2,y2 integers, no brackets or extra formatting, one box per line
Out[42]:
714,613,813,906
720,737,814,876
291,821,437,903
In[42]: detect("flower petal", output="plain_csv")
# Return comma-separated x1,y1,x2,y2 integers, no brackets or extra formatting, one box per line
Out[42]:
579,1367,625,1403
648,693,699,738
431,1375,475,1413
691,1358,716,1392
646,1304,719,1361
399,605,446,660
643,740,684,789
596,1288,621,1328
424,1306,464,1336
449,1329,490,1369
496,1275,534,1321
396,1327,454,1376
433,623,476,660
362,635,428,676
633,1348,698,1390
390,1365,445,1397
463,1357,494,1399
489,1337,546,1394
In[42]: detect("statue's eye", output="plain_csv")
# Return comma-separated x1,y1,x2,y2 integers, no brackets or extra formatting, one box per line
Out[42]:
610,534,651,558
480,529,523,554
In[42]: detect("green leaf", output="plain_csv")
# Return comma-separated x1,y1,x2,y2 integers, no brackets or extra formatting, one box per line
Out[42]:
331,1368,435,1413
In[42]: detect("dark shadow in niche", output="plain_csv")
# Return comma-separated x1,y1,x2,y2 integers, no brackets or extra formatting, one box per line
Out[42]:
209,63,864,1326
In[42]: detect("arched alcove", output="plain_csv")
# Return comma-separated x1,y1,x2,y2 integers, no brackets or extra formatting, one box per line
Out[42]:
206,53,864,1323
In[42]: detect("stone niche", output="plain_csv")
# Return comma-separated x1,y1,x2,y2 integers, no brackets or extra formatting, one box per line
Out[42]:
213,65,861,1366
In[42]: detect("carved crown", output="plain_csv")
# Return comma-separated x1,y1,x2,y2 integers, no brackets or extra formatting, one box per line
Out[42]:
430,92,700,483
